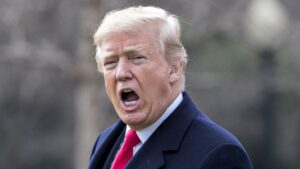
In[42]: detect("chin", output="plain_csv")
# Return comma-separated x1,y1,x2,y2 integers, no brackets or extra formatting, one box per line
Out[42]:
123,116,141,125
121,115,145,128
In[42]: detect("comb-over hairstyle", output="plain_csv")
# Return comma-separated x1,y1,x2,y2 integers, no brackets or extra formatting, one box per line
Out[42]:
94,6,188,90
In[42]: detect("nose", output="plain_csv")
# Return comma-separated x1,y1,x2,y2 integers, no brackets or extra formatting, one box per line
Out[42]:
116,58,132,81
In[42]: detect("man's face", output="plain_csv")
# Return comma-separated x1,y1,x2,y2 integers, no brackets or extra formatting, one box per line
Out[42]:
98,30,175,130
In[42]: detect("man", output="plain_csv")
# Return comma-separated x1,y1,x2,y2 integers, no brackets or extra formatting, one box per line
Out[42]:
88,6,253,169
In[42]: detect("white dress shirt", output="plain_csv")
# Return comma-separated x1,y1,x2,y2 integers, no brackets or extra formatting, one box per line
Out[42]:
126,93,183,155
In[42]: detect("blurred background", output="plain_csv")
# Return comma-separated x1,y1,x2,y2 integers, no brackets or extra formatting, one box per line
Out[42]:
0,0,299,169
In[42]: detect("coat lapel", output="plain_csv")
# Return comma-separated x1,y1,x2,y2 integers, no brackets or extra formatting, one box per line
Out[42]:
125,92,199,169
88,121,125,169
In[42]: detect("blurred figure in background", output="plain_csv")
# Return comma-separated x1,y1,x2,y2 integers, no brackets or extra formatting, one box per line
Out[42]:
88,6,252,169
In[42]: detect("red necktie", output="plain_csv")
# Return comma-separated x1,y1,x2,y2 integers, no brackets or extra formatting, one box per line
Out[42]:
111,129,141,169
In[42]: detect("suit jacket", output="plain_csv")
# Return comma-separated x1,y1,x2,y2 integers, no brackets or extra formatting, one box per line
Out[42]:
88,92,253,169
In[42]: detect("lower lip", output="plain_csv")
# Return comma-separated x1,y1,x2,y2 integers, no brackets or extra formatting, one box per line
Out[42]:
120,99,140,111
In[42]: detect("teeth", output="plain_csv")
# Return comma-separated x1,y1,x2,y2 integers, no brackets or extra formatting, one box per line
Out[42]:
123,89,132,93
124,100,137,106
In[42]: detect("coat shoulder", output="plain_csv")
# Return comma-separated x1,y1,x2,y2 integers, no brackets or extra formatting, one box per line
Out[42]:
189,114,243,147
173,113,253,169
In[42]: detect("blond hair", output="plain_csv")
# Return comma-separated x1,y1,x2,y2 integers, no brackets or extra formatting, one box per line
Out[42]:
94,6,187,89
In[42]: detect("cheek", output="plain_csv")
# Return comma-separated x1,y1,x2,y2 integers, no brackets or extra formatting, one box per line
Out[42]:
142,76,170,107
148,73,171,102
151,70,170,91
104,74,116,97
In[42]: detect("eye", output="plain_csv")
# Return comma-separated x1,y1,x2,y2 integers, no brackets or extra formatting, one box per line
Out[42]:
103,59,118,70
130,55,146,64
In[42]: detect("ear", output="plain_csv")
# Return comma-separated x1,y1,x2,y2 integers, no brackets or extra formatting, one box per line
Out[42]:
169,61,183,84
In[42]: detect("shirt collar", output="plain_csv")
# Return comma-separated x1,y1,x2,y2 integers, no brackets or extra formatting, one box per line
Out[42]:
126,93,183,143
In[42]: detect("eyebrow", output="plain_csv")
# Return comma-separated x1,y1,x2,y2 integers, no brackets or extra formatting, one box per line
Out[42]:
101,51,116,59
102,45,148,59
123,45,147,56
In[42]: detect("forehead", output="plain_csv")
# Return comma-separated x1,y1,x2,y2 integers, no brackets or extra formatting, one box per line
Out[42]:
100,30,160,57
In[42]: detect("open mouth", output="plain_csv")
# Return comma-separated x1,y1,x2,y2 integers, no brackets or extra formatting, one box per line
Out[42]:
120,89,140,106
